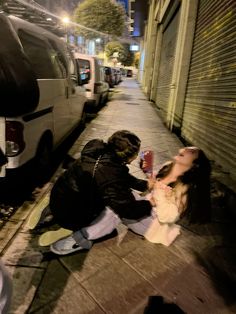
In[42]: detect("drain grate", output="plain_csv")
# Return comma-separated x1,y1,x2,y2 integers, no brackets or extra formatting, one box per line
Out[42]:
125,102,140,105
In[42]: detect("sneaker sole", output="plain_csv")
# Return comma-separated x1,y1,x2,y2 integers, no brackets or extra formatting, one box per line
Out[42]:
26,194,50,230
38,228,72,246
50,242,84,255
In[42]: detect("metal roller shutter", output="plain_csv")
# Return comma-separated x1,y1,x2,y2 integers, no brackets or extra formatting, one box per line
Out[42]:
155,7,180,120
182,0,236,179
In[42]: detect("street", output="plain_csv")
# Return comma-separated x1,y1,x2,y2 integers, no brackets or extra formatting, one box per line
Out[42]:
1,78,236,314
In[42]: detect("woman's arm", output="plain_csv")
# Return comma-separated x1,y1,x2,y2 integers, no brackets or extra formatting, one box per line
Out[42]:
103,182,153,219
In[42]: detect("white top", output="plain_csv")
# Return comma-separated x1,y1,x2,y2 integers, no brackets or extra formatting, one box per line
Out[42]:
144,183,187,246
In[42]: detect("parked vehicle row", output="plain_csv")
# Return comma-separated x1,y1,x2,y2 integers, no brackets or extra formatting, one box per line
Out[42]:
104,66,122,88
0,12,133,182
0,14,111,181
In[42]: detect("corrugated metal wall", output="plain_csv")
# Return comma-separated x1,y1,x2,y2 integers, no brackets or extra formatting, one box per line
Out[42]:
155,7,180,119
182,0,236,179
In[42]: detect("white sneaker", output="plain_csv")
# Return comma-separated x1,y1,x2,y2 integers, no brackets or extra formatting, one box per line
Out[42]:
50,232,92,255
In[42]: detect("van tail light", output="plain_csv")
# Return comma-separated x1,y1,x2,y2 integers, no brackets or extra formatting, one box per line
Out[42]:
94,82,102,94
5,121,25,157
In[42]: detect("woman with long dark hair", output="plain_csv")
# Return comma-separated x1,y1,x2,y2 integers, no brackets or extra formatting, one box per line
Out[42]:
143,147,211,245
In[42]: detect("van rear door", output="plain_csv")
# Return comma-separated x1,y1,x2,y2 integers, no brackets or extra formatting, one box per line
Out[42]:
67,53,86,126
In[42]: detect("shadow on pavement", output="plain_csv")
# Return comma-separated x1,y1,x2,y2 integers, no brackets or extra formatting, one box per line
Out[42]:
8,227,89,313
144,296,185,314
180,182,236,310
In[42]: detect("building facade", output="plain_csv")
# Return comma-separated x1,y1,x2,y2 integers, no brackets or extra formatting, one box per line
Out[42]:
129,0,149,37
140,0,236,185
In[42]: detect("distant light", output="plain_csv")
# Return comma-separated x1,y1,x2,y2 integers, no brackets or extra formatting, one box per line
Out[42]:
95,38,101,43
62,16,70,24
46,17,52,21
130,44,139,51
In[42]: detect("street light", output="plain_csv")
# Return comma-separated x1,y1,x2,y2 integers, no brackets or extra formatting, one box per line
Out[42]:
62,16,70,43
62,16,70,24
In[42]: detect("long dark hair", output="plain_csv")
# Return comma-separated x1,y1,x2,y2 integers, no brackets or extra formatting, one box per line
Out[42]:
157,149,212,224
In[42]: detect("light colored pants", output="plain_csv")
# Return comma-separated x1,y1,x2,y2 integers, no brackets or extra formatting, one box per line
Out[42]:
81,192,154,240
0,260,12,314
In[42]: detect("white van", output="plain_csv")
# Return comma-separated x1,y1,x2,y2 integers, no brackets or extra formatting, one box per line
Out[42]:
0,14,87,178
74,53,109,108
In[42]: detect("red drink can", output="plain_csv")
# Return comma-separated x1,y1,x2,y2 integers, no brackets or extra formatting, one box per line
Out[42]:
140,150,153,174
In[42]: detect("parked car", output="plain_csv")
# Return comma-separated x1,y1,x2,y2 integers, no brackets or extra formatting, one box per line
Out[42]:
120,68,126,76
74,52,109,107
126,69,133,77
0,14,87,179
74,53,109,108
104,66,115,88
113,68,122,85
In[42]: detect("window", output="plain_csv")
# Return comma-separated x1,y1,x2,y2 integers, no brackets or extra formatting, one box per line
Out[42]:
77,59,91,81
67,50,79,84
18,30,57,79
48,40,67,78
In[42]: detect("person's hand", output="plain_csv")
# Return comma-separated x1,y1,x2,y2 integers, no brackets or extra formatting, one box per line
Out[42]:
147,171,157,190
140,159,147,170
139,150,153,174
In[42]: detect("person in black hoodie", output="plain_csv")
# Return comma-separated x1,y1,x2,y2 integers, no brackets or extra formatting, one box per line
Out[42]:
40,130,155,255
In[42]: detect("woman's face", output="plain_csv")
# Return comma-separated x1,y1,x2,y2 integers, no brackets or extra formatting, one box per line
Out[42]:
174,147,199,167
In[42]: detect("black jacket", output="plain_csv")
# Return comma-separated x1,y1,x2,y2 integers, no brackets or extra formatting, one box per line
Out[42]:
50,139,152,230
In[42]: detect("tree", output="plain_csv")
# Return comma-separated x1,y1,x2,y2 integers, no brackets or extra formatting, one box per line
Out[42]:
105,41,127,64
122,44,134,66
73,0,126,39
105,41,135,66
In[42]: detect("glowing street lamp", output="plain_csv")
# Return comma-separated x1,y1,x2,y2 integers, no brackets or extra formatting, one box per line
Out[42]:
62,16,70,43
62,16,70,24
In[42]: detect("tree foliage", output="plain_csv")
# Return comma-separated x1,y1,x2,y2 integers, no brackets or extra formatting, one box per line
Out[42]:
122,43,134,66
73,0,125,39
105,41,134,66
105,41,127,63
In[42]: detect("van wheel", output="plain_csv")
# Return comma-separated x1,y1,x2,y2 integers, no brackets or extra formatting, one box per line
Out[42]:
34,136,52,184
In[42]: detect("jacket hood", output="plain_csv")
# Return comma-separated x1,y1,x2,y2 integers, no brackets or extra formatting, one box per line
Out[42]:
81,139,107,160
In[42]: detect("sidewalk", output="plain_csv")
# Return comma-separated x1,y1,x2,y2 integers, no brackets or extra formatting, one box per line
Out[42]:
1,79,236,313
